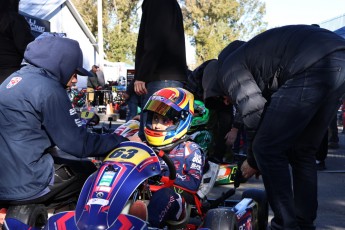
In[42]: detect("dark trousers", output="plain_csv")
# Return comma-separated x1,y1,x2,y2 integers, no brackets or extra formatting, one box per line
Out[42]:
233,125,247,155
253,50,345,230
208,109,233,161
94,90,104,106
315,131,328,162
328,113,339,143
126,94,141,122
0,157,96,208
148,187,187,228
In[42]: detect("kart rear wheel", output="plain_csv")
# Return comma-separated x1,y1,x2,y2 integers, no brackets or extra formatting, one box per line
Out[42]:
242,189,268,230
6,204,48,228
202,208,238,230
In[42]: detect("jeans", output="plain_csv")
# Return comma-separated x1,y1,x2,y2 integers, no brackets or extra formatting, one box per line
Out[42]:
253,50,345,230
139,80,184,141
126,94,141,122
328,113,339,143
315,131,328,162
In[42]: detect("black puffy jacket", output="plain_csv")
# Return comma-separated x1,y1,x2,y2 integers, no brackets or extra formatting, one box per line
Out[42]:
204,25,345,168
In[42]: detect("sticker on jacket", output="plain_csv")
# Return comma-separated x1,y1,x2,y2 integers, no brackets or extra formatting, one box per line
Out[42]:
6,77,22,89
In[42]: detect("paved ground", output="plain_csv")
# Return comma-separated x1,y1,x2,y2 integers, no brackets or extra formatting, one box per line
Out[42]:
101,116,345,229
209,133,345,230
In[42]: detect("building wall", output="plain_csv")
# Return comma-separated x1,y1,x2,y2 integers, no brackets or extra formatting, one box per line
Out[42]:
20,0,131,89
47,4,98,88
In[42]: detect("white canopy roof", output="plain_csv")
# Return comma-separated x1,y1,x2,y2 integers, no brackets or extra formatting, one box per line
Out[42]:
19,0,66,19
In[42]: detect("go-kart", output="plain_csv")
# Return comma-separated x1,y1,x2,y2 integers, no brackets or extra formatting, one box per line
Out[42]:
3,140,268,230
1,150,97,230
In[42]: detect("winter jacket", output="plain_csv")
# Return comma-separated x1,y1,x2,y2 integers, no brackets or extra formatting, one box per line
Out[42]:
87,70,99,88
0,37,128,200
0,12,34,83
203,25,345,169
134,0,187,84
159,141,205,192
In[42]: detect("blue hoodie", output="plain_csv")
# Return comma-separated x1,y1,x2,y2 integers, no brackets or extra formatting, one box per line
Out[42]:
0,37,128,200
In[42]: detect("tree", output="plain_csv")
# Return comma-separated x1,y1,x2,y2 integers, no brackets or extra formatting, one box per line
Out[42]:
181,0,267,65
72,0,267,66
71,0,140,64
104,0,140,62
71,0,98,35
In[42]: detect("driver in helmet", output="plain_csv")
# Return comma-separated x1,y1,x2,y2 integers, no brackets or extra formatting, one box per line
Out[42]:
187,100,212,154
143,87,205,228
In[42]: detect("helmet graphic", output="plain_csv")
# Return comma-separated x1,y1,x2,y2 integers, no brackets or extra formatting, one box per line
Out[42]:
113,120,140,138
144,87,194,146
189,100,209,133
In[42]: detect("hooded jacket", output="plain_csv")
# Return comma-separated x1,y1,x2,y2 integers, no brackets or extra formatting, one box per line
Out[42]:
134,0,187,83
203,25,345,169
0,37,128,200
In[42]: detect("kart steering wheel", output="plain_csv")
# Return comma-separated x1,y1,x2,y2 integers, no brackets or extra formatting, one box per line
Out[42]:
150,149,176,191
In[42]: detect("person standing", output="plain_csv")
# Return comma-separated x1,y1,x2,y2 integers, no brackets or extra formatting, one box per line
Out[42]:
0,0,34,84
87,65,101,106
134,0,188,140
96,65,105,105
202,25,345,229
0,36,141,204
96,65,105,87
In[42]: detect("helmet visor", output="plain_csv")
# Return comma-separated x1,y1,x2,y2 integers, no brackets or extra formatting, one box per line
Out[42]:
144,95,181,118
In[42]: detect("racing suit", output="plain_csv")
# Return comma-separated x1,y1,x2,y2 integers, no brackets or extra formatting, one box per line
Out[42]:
147,141,205,227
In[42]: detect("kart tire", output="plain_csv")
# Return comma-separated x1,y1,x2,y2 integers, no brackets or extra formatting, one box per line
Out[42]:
202,208,238,230
6,204,48,228
242,189,268,230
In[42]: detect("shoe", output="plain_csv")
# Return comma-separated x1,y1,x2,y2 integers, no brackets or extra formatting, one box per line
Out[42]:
316,160,326,171
328,142,339,149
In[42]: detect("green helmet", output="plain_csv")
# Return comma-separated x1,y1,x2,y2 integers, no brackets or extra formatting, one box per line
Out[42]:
189,100,209,133
190,130,212,153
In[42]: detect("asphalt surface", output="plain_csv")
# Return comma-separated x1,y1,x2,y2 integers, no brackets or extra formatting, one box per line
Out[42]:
206,132,345,230
205,132,345,230
102,117,345,230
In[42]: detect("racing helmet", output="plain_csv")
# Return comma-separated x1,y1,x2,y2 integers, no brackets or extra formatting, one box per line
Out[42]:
189,100,209,133
144,87,194,147
113,119,140,138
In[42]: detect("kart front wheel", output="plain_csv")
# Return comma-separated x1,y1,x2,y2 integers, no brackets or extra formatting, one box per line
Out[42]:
6,204,48,228
242,189,268,230
202,208,238,230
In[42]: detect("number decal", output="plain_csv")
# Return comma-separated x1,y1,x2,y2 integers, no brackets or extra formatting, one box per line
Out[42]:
109,148,138,159
81,111,94,119
104,145,153,165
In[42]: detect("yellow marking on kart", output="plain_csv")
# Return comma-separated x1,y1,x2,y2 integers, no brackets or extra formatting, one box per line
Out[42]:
104,146,151,165
80,111,95,119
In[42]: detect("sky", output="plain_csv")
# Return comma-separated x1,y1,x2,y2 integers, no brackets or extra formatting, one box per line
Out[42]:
263,0,345,28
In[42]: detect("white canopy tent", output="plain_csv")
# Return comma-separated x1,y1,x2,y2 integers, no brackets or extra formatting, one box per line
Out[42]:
19,0,99,88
